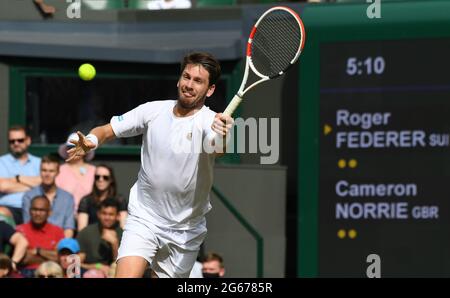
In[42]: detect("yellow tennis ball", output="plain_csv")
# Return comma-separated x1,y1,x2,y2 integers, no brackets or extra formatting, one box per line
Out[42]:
78,63,96,81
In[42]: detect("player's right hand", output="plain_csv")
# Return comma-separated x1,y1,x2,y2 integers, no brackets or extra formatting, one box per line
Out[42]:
66,131,96,162
212,113,234,136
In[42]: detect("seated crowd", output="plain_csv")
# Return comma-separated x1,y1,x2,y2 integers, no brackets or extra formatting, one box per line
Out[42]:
0,126,127,278
0,126,225,278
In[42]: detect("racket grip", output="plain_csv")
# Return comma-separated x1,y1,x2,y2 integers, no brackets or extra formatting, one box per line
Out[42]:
223,94,243,116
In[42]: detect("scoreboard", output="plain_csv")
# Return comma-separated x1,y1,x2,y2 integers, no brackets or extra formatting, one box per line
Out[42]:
319,39,450,277
297,1,450,277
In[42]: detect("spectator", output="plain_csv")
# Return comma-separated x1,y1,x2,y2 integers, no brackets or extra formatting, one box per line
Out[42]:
22,155,75,238
0,253,13,278
57,238,81,278
147,0,191,10
16,196,64,278
202,252,225,278
56,133,96,213
35,261,64,278
0,206,16,227
77,164,127,231
77,198,122,276
0,221,28,272
0,125,41,225
83,268,107,278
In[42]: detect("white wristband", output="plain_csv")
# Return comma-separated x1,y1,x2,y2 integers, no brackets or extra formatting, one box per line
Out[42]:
85,134,99,150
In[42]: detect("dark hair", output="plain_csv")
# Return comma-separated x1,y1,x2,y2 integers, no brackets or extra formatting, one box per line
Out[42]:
8,125,29,136
92,164,117,202
203,252,224,268
0,253,12,274
98,198,120,212
181,52,221,86
41,155,60,167
31,195,50,207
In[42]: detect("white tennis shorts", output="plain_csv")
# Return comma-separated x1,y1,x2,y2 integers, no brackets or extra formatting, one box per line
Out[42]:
117,213,207,278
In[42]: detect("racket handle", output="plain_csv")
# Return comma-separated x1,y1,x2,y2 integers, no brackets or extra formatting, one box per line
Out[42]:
223,94,243,116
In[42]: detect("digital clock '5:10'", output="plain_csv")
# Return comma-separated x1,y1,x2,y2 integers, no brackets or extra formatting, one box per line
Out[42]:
346,56,385,76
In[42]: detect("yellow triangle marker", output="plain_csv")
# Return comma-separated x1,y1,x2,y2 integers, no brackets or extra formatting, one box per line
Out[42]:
324,124,332,135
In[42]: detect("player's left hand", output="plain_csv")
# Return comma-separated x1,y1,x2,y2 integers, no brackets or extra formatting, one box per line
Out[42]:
212,113,234,136
66,131,96,162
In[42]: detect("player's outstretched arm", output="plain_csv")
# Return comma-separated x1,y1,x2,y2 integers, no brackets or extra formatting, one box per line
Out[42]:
66,124,116,162
89,123,116,146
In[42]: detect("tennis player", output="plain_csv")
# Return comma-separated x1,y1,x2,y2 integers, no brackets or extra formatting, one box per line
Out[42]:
66,52,234,278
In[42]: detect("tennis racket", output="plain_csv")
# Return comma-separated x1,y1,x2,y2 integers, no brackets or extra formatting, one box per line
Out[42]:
223,6,306,117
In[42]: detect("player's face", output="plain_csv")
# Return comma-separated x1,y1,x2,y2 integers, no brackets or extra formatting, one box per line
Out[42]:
40,162,59,187
8,130,30,158
177,64,215,110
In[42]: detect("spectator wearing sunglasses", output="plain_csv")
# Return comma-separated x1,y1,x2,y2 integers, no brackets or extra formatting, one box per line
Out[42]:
77,165,127,231
0,126,41,225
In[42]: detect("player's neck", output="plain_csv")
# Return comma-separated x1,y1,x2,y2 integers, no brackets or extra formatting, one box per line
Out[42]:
173,103,203,117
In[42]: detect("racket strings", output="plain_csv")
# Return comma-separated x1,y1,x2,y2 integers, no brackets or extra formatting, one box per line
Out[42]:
259,14,300,72
251,10,301,78
261,14,299,66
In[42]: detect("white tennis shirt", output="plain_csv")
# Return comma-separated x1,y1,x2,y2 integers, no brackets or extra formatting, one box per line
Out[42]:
110,100,217,230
